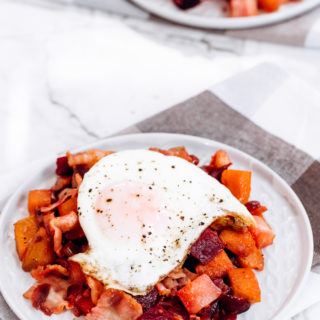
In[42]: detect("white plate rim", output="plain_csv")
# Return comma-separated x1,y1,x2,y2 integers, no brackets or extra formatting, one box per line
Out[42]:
130,0,320,29
0,132,313,320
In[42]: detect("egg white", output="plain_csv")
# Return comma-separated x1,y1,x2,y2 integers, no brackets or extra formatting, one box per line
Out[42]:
70,149,254,295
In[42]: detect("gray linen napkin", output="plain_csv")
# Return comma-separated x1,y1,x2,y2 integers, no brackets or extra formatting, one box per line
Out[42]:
47,0,320,48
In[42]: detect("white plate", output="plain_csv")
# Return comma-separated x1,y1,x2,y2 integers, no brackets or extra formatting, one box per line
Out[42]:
131,0,320,29
0,133,313,320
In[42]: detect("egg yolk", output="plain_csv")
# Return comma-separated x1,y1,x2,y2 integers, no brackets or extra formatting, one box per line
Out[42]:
95,181,171,244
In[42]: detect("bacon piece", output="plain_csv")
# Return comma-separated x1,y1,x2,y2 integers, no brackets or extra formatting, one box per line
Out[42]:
86,276,105,305
23,275,73,315
49,211,79,256
51,176,72,192
149,147,194,163
67,149,114,168
41,188,78,213
31,264,69,280
156,269,191,296
72,172,83,188
85,289,143,320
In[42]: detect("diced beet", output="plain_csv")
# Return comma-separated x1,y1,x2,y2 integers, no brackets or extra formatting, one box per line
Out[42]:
173,0,200,9
199,300,220,320
225,249,241,268
212,278,231,295
220,314,237,320
201,164,231,181
138,305,176,320
182,255,199,273
244,201,261,212
158,296,189,320
190,154,199,165
190,228,225,265
220,295,250,315
135,288,159,312
74,164,90,178
56,156,73,176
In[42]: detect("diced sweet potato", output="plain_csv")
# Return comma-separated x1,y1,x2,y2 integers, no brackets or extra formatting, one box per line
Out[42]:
190,228,225,265
58,196,77,216
258,0,281,11
28,190,52,215
196,250,235,279
250,215,275,249
219,230,256,257
210,150,232,169
228,268,261,303
238,246,264,271
14,215,38,260
22,227,55,271
177,274,221,314
221,170,251,204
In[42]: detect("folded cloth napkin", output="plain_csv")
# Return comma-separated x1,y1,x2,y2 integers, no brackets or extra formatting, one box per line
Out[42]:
1,63,320,319
48,0,320,48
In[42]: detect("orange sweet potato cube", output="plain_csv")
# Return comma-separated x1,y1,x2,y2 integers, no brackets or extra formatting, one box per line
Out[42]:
196,250,235,279
238,246,264,271
22,227,55,271
210,150,231,168
228,268,261,303
250,215,275,249
219,230,256,257
58,196,77,216
28,190,52,215
177,274,221,314
221,170,251,204
14,215,38,261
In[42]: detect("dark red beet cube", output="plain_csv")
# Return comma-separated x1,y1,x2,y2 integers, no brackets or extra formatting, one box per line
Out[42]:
190,228,225,265
220,314,237,320
56,156,73,176
199,300,220,320
245,201,261,212
173,0,200,9
212,278,231,295
220,295,250,315
201,164,231,181
135,288,159,312
138,305,176,320
158,296,189,320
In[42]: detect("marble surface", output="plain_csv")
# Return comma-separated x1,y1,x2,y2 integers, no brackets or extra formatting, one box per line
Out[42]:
0,0,320,318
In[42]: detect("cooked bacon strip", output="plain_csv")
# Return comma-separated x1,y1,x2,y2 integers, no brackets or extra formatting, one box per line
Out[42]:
86,276,105,305
49,211,79,256
23,275,73,315
41,188,77,213
51,176,72,192
149,147,194,163
31,264,69,280
67,149,114,168
156,269,191,296
155,283,171,296
72,173,83,188
85,289,142,320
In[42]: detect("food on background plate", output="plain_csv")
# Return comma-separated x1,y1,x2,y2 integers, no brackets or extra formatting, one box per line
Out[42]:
14,146,275,319
172,0,298,17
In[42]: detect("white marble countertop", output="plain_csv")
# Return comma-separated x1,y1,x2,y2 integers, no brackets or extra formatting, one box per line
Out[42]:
0,0,320,319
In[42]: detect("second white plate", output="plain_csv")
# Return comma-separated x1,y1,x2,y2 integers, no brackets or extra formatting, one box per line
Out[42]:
0,133,313,320
131,0,320,29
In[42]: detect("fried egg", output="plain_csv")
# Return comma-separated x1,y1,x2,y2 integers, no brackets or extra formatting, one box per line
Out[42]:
70,149,254,295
